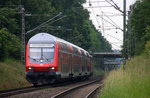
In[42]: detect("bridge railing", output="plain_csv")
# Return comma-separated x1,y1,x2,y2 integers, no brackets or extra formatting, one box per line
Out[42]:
92,52,122,58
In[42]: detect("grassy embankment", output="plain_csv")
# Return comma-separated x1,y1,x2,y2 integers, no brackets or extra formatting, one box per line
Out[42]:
0,59,30,90
100,56,150,98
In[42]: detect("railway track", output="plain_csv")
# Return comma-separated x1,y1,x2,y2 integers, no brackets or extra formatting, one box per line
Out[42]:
0,80,78,98
51,78,103,98
0,76,103,98
85,84,102,98
0,85,50,98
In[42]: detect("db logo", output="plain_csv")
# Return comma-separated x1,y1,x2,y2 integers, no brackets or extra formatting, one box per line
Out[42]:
40,64,43,66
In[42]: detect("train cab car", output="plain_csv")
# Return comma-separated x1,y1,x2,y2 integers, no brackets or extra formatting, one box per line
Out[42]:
26,33,93,85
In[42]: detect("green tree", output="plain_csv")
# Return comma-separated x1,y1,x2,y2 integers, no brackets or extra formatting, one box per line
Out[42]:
0,28,21,60
0,0,112,61
128,0,150,55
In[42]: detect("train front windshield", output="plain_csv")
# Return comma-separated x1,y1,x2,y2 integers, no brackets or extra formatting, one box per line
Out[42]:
29,44,54,63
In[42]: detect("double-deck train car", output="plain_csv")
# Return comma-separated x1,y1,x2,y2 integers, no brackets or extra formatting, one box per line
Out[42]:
26,33,93,85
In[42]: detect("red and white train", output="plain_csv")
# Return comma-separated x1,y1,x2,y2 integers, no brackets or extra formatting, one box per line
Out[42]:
26,33,93,85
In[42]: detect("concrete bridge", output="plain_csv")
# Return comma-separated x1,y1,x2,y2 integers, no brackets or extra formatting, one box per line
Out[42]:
104,61,123,65
92,52,122,58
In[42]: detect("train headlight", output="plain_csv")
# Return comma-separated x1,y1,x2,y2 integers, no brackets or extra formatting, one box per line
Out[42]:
49,67,55,70
28,67,33,71
28,67,32,70
51,67,55,70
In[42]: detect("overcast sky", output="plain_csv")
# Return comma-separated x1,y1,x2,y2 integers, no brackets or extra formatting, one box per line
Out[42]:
83,0,136,50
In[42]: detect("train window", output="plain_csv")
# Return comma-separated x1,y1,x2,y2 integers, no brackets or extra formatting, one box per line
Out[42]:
30,48,41,59
73,47,79,54
30,44,54,48
78,49,81,55
29,47,54,63
60,42,67,51
84,51,87,56
87,52,89,56
43,48,54,61
81,50,85,56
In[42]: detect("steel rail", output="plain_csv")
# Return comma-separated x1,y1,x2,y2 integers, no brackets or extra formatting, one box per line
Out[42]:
0,78,92,97
0,86,37,97
51,78,103,98
85,84,103,98
0,82,69,97
0,82,67,97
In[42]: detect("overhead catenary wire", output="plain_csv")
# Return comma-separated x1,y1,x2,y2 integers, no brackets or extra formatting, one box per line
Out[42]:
101,11,122,15
26,12,64,34
110,0,123,13
40,16,66,29
84,0,125,50
101,11,122,30
89,1,101,28
84,5,112,8
104,27,118,30
25,14,53,17
97,14,123,31
109,42,121,48
98,2,105,36
69,34,82,41
105,0,123,13
107,34,122,42
110,42,123,44
0,7,19,12
87,0,106,3
0,5,19,7
99,12,123,17
40,25,71,31
102,14,122,17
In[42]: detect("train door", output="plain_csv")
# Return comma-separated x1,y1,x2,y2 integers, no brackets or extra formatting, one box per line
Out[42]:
74,55,79,77
79,56,82,75
58,52,62,73
87,58,90,75
85,58,88,74
82,57,84,76
60,52,66,78
68,54,73,77
66,53,70,75
68,55,70,73
77,56,81,75
72,54,74,76
82,58,85,73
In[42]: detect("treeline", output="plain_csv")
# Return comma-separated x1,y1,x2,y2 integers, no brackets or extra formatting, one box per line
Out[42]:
0,0,112,61
127,0,150,57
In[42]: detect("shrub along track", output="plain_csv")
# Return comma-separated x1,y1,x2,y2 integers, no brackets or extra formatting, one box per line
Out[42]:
0,76,103,98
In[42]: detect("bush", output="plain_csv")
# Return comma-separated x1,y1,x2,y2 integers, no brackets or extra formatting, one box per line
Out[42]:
143,26,150,57
144,41,150,57
0,28,21,60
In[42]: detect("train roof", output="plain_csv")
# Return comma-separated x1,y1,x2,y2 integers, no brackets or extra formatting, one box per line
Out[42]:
28,32,91,56
28,33,57,44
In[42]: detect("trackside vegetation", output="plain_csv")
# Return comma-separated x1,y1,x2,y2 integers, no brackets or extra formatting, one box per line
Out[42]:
100,24,150,97
100,0,150,97
99,56,150,98
0,59,30,90
126,0,150,56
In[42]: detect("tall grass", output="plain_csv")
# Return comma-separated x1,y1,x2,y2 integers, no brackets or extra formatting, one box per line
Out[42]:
100,56,150,98
0,59,30,90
